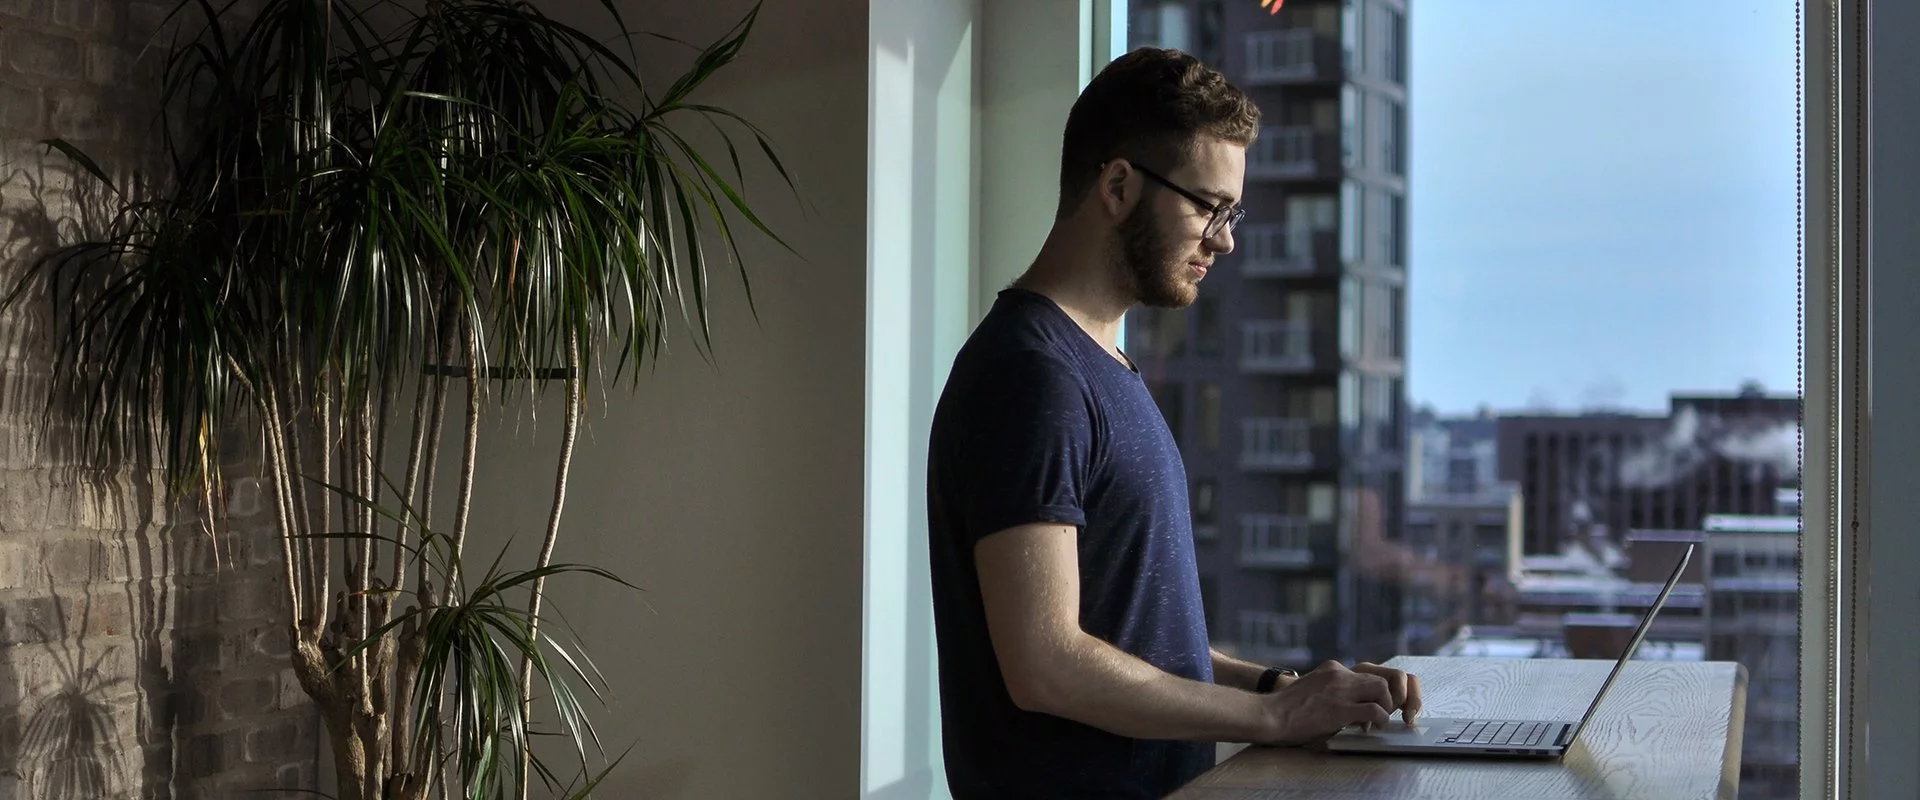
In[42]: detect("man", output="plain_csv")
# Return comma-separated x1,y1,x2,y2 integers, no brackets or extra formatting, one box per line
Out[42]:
926,48,1424,798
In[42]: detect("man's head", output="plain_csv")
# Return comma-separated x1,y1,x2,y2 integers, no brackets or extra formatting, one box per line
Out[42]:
1056,48,1260,309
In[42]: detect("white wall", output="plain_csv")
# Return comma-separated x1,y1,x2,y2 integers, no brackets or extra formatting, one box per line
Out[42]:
462,0,871,796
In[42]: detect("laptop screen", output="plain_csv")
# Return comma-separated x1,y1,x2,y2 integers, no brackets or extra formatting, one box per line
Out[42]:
1565,541,1697,744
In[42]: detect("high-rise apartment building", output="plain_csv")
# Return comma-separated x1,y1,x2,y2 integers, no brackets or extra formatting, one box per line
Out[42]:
1126,0,1410,666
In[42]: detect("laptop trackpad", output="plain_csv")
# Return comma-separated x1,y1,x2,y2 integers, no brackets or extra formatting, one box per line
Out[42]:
1328,719,1449,746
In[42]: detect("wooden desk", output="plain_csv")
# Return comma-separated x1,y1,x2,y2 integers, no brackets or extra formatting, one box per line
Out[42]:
1171,656,1748,800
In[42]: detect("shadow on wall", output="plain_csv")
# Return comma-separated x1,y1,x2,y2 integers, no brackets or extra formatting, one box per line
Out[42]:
1,108,314,798
7,575,126,800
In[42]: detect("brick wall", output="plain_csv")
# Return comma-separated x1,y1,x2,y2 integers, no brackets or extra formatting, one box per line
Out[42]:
0,0,320,796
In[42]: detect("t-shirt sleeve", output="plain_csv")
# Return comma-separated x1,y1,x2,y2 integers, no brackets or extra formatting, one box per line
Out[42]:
943,349,1095,544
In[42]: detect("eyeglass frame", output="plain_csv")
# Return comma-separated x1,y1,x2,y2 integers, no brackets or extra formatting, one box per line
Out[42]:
1110,160,1246,240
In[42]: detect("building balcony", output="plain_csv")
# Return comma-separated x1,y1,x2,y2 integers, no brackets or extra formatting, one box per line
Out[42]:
1239,514,1337,569
1246,126,1339,181
1239,226,1339,279
1240,320,1314,373
1236,611,1313,665
1242,29,1342,84
1239,417,1331,471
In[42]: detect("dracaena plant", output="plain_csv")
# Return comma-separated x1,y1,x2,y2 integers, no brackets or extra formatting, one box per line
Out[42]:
1,0,794,796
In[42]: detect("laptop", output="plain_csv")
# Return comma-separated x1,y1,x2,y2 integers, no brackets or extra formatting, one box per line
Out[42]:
1324,541,1696,759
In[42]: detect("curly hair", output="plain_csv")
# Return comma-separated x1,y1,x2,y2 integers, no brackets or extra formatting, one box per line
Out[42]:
1056,47,1261,217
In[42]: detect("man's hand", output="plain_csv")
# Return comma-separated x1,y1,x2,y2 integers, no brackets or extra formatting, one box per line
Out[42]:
1353,661,1422,724
1258,660,1423,745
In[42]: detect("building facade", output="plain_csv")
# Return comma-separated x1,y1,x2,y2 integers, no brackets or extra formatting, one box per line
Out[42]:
1496,387,1798,555
1125,0,1410,666
1400,484,1522,652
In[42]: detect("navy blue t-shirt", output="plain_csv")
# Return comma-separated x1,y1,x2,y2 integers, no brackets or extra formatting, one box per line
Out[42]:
927,288,1214,799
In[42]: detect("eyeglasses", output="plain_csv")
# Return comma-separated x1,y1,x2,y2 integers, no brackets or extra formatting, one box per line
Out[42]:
1129,162,1245,240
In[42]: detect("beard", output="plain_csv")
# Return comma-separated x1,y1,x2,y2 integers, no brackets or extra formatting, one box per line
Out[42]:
1114,201,1202,309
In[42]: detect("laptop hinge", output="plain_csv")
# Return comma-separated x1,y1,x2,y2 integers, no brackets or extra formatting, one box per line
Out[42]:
1555,725,1576,747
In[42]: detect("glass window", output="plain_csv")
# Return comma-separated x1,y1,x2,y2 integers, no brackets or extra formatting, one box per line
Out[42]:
1387,102,1407,176
1195,297,1223,356
1383,7,1406,84
1132,2,1191,51
1341,0,1362,74
1195,0,1223,65
1193,479,1217,524
1342,85,1363,169
1117,8,1799,791
1340,179,1363,263
1388,194,1407,267
1156,307,1190,356
1339,277,1361,358
1199,383,1222,450
1153,381,1186,445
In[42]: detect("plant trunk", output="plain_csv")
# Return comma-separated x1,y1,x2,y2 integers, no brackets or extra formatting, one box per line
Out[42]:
515,329,582,799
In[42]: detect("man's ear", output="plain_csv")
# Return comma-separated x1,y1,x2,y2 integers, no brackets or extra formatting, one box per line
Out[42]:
1096,160,1134,219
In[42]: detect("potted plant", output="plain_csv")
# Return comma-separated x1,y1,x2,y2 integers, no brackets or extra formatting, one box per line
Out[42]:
2,0,795,796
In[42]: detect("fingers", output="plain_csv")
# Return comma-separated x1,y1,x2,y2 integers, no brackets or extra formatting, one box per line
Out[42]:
1354,663,1419,721
1353,701,1392,731
1357,672,1394,715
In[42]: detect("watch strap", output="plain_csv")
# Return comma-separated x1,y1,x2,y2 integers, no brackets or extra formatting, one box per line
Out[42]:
1254,666,1296,693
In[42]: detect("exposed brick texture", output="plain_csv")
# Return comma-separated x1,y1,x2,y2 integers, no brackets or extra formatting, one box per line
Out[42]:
0,0,321,795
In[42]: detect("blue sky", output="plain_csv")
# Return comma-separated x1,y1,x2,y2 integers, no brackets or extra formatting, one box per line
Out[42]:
1406,1,1800,415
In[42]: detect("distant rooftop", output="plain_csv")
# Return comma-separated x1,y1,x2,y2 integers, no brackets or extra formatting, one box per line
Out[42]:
1711,576,1802,593
1434,630,1706,661
1703,514,1801,534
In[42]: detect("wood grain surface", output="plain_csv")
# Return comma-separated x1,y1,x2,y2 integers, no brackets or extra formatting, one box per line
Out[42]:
1170,656,1749,800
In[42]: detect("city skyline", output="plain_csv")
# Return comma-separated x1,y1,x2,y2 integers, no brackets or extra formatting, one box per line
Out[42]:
1407,1,1799,415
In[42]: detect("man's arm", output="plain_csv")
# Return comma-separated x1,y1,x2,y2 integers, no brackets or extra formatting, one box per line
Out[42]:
977,522,1283,743
1211,649,1296,693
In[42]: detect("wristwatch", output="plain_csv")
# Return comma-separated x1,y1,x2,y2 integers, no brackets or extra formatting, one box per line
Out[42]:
1255,666,1298,693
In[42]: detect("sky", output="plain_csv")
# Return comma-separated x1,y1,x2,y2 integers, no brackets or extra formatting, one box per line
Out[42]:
1406,1,1800,415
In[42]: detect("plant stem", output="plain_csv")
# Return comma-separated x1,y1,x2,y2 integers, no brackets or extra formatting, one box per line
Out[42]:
515,327,582,800
445,312,482,606
391,344,434,780
261,386,304,635
318,371,336,635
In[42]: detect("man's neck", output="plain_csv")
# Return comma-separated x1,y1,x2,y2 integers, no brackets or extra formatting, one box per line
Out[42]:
1015,233,1135,358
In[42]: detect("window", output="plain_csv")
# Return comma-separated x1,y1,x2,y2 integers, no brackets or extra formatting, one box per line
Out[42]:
1340,179,1363,263
1192,479,1217,525
1388,194,1406,267
1129,2,1190,51
1194,0,1222,65
1342,85,1363,169
1199,383,1222,450
1195,297,1223,356
1340,0,1362,73
1151,307,1190,356
1387,102,1407,176
1380,6,1405,84
1153,381,1186,445
1105,4,1825,791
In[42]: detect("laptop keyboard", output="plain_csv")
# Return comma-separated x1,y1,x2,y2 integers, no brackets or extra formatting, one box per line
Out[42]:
1438,720,1552,747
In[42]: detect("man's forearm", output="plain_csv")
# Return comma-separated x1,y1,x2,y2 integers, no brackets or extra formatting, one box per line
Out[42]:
1024,633,1277,744
1211,648,1288,693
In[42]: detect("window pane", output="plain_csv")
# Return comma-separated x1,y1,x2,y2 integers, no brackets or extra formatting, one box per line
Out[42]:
1195,297,1223,356
1123,5,1798,791
1199,383,1222,450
